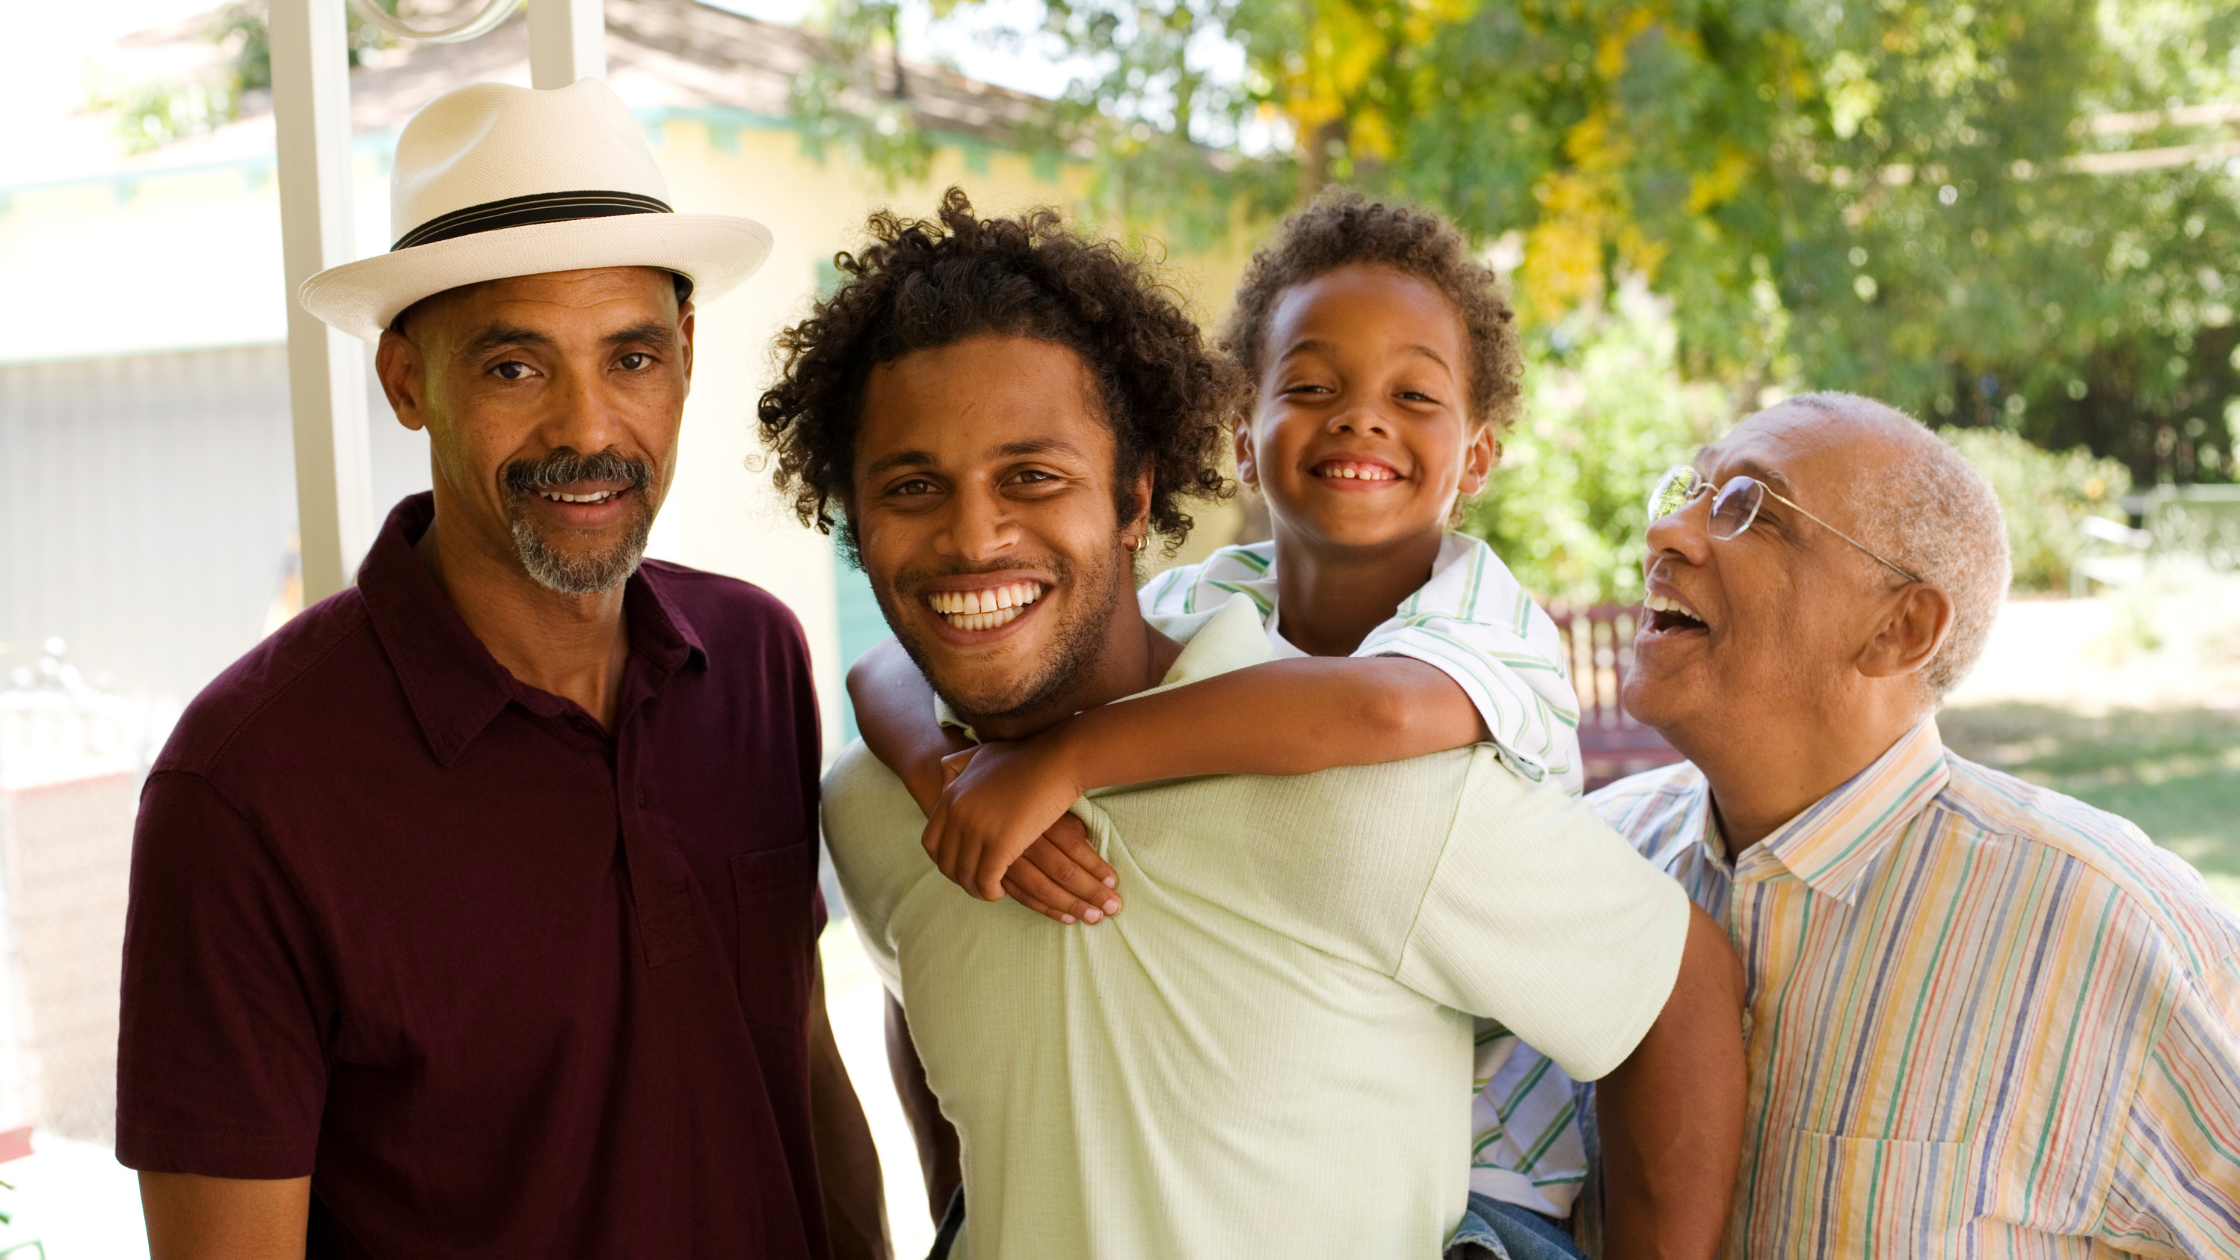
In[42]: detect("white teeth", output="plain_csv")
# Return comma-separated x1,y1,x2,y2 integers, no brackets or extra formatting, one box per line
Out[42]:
540,490,617,504
1645,593,1704,622
928,582,1046,627
1318,462,1394,481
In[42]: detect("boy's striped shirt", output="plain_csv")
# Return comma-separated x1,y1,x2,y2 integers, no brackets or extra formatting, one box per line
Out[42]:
1591,720,2240,1258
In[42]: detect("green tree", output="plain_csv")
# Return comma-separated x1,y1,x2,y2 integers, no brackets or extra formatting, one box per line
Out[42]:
95,0,402,153
811,0,2240,486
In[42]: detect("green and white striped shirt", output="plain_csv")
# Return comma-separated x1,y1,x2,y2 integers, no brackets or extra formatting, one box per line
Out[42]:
1139,534,1583,792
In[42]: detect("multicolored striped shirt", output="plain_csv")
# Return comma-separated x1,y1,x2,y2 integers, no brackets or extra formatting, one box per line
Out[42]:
1591,719,2240,1258
1139,533,1594,1216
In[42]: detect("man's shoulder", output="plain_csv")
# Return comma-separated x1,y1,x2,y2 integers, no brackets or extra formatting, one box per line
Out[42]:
820,741,922,848
638,560,805,651
1586,761,1706,843
1937,754,2240,973
154,586,387,778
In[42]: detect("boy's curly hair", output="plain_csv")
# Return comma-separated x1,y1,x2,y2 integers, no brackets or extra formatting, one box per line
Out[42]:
758,188,1238,559
1219,189,1524,434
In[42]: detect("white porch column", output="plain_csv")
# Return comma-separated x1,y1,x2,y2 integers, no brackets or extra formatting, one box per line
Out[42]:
530,0,607,89
270,0,375,603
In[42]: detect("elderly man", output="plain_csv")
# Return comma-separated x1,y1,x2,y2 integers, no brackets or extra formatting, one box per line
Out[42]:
117,81,883,1258
1596,391,2240,1257
760,191,1747,1260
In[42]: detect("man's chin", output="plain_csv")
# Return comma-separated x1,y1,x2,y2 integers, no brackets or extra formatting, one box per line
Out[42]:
512,521,650,597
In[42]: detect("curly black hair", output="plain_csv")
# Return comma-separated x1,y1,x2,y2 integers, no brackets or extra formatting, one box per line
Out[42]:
1219,188,1523,434
758,188,1239,559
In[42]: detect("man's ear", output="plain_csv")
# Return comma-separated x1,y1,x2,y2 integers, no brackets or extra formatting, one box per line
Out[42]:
1124,453,1156,547
374,329,429,432
677,301,696,387
1231,415,1259,489
1458,421,1498,496
1857,583,1955,682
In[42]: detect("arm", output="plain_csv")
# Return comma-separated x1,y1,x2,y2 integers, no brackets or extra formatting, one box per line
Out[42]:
140,1173,310,1260
1595,905,1747,1260
809,956,891,1260
927,656,1491,901
883,993,962,1225
847,638,969,818
849,640,1118,924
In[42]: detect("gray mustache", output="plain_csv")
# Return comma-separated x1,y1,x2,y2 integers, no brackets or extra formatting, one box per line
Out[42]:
503,447,652,496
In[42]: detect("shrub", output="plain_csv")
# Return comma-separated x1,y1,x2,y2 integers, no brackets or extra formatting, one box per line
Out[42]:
1939,427,2134,592
1460,288,1728,604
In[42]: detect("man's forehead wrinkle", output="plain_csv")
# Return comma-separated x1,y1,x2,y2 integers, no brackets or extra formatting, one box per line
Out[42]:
605,321,677,349
462,323,555,356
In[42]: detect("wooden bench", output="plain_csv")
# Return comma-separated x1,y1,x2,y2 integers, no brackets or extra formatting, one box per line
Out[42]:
1546,603,1688,791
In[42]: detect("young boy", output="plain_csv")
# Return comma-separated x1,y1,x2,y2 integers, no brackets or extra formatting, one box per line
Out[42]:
852,193,1634,1258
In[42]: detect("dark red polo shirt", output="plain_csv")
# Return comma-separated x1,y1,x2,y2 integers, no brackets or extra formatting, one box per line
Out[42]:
118,493,833,1259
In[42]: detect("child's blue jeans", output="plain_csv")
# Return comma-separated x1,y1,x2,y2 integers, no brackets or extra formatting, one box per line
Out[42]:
1444,1192,1588,1260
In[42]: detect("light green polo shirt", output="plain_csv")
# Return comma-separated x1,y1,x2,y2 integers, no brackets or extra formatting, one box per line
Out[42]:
822,595,1688,1259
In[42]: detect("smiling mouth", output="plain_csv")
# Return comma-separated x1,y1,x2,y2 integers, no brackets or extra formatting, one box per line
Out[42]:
1312,459,1399,481
1644,592,1707,633
538,488,624,505
927,582,1046,633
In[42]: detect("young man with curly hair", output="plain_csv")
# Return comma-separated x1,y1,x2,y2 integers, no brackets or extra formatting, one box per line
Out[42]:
763,190,1745,1260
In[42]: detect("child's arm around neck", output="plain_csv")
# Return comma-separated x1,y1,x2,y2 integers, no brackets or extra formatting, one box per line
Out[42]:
909,651,1494,907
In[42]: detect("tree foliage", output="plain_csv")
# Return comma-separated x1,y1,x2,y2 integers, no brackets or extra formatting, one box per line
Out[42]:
814,0,2240,485
94,1,399,153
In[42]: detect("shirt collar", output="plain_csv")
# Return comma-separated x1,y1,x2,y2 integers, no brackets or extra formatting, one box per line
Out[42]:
1739,718,1951,903
935,593,1271,740
357,493,707,766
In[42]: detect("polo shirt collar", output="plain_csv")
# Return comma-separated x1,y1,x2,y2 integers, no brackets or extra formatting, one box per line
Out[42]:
357,493,707,766
934,593,1271,741
1737,718,1950,904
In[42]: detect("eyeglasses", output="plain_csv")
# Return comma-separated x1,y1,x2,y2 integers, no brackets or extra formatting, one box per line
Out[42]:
1648,465,1922,584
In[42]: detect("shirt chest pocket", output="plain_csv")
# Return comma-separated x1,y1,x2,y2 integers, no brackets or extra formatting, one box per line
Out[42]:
1776,1130,1983,1252
730,842,818,1032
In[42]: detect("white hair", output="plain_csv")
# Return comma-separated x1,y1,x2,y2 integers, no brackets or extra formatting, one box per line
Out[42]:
1783,392,2012,701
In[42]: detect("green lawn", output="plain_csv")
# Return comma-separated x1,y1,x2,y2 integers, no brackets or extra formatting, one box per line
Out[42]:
1939,703,2240,912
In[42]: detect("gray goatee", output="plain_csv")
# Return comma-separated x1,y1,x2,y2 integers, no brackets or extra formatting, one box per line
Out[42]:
502,447,655,596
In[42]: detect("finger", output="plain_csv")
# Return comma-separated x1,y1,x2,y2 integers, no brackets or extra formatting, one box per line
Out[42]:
940,746,979,785
1003,866,1096,925
1048,815,1119,892
1012,874,1088,923
1025,834,1120,918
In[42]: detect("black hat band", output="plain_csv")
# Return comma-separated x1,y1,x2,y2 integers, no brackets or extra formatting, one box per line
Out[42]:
391,190,674,251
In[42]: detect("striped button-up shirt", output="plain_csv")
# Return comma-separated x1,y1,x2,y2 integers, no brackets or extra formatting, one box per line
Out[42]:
1591,720,2240,1258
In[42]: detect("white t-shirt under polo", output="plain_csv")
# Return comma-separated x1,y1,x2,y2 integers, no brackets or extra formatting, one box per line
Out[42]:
822,595,1688,1260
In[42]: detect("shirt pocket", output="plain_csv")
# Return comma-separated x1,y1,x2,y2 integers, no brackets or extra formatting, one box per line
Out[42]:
730,841,818,1032
1777,1129,1982,1253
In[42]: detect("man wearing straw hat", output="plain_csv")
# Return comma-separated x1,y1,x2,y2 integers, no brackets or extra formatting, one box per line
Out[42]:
116,80,886,1259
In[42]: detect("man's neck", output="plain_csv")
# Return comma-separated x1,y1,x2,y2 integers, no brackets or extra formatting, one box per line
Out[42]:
1680,697,1930,853
414,511,632,730
1269,526,1442,658
966,606,1183,743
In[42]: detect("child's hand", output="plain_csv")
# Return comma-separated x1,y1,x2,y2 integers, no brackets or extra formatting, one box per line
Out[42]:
922,738,1121,921
1000,817,1121,925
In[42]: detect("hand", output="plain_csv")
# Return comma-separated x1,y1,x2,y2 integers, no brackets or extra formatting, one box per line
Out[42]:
922,737,1119,919
1000,816,1122,926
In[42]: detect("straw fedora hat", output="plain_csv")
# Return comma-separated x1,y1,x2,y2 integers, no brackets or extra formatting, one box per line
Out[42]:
300,79,772,342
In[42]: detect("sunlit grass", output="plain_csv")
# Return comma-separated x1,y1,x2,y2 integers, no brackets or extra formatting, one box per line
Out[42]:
1940,703,2240,913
